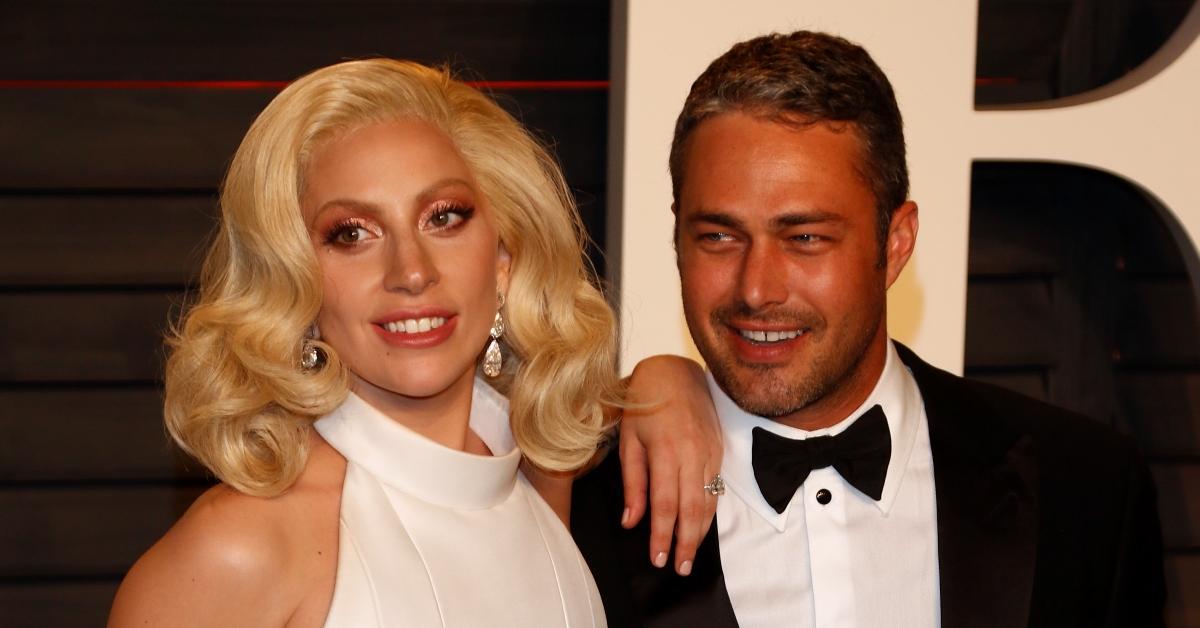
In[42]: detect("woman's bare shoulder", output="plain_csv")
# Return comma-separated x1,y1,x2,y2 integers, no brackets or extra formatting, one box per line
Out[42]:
108,436,346,627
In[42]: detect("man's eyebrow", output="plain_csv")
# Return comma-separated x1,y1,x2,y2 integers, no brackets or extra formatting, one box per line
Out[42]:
687,210,746,231
685,209,844,230
772,210,844,228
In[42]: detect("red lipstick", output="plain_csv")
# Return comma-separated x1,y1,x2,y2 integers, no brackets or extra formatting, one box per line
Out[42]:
372,309,457,349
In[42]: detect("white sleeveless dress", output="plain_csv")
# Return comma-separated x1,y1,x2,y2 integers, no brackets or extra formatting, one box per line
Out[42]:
314,380,606,627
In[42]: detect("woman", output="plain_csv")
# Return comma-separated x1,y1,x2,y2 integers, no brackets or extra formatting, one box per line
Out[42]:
108,59,716,627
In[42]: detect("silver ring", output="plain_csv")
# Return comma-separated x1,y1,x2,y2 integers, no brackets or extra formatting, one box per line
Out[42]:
703,473,726,496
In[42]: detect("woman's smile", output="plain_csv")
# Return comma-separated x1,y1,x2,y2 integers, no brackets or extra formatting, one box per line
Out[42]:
372,310,457,348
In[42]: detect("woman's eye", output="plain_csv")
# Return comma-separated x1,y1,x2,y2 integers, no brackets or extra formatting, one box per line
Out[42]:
427,204,474,230
339,227,371,243
430,211,462,228
325,223,373,246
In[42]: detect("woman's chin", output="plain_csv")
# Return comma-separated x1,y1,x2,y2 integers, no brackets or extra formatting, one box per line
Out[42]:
349,368,476,403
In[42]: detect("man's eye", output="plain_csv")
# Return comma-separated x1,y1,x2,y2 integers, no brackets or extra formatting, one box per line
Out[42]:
792,233,823,243
700,232,732,242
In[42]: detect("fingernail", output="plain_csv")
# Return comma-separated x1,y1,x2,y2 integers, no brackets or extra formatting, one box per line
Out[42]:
678,560,693,576
653,552,668,568
621,507,630,528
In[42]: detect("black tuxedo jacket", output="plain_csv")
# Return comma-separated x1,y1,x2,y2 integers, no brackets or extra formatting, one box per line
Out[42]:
571,344,1165,627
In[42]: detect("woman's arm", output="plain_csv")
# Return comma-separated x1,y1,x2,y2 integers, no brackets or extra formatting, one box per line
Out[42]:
110,438,342,628
532,355,719,572
619,355,721,576
108,487,299,627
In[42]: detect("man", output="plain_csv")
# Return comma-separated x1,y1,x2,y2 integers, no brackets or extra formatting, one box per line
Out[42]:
572,30,1164,627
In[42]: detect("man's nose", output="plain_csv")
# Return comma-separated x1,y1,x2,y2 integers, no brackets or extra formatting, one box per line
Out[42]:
738,241,788,309
383,236,439,295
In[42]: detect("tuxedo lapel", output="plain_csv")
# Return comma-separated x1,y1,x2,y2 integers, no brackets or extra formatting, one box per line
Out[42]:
639,522,740,628
897,345,1037,627
572,448,739,628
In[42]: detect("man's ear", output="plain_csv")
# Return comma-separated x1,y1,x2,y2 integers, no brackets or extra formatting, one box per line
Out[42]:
884,201,918,289
671,201,680,251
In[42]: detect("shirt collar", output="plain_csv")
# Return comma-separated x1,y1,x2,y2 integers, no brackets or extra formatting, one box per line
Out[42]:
713,340,923,531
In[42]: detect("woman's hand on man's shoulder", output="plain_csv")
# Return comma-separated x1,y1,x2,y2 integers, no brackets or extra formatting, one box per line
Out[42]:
620,354,722,577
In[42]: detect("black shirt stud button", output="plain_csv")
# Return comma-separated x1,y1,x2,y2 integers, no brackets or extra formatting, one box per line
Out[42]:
816,488,832,505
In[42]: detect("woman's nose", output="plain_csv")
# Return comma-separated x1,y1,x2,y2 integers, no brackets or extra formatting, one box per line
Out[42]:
383,237,439,294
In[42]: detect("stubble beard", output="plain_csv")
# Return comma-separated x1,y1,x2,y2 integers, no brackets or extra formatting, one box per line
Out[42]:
692,301,882,419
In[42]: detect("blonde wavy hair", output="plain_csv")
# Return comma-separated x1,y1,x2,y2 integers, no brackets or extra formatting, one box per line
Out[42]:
165,59,622,497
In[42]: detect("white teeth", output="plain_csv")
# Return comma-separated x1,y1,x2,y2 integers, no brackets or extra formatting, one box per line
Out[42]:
740,329,802,343
384,317,446,334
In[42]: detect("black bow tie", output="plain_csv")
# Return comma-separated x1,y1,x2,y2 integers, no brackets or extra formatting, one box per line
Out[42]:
751,405,891,513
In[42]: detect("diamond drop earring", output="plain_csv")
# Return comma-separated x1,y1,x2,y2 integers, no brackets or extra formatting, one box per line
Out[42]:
300,324,324,370
483,292,505,378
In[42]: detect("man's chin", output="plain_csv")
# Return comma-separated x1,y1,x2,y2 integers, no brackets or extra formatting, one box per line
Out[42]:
708,361,814,418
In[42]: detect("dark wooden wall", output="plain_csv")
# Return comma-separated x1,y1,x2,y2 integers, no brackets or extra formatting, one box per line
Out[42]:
975,0,1194,105
965,162,1200,626
0,2,609,625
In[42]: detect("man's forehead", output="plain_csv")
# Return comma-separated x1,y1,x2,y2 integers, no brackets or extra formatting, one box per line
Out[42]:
692,110,863,149
676,112,874,217
686,114,859,168
685,111,866,167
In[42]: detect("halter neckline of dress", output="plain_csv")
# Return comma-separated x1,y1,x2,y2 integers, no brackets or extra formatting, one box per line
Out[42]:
319,384,519,510
313,378,605,627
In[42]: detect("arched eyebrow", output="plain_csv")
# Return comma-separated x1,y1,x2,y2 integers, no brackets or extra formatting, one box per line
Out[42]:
312,177,477,217
416,177,476,204
314,198,382,217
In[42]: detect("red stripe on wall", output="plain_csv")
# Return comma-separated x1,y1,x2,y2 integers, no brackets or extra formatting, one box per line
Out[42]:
0,79,609,91
975,77,1020,86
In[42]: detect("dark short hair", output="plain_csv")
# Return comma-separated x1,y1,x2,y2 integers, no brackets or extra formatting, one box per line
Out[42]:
669,31,908,252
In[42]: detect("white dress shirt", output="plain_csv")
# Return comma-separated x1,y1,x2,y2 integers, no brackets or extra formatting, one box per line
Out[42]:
713,341,941,627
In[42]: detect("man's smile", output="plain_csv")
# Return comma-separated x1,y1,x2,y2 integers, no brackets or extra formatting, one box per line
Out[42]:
735,328,807,344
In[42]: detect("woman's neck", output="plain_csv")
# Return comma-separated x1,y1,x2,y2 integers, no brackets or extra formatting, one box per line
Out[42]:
348,369,489,454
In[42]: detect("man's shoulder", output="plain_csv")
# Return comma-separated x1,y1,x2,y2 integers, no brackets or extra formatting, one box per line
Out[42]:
896,344,1164,626
896,342,1141,464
